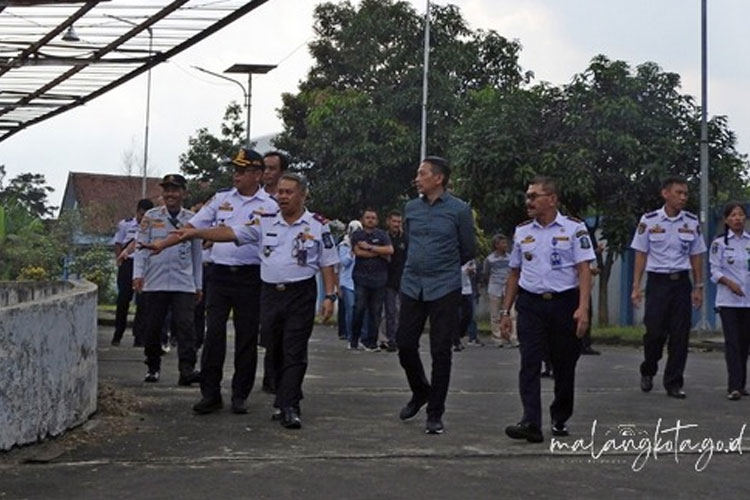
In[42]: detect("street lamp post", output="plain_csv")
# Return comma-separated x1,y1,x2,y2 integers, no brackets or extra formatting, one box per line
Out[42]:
699,0,709,330
194,64,276,148
420,0,431,161
106,14,153,197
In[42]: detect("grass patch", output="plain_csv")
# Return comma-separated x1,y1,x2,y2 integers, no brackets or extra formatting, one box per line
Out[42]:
592,326,643,343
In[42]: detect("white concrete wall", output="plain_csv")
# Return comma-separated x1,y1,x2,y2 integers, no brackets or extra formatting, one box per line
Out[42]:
0,280,98,451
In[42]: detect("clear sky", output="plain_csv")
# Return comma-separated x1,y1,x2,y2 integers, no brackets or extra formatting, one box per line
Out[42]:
1,0,746,210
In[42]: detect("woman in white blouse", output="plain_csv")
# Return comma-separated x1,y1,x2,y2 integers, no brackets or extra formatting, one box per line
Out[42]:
709,202,750,401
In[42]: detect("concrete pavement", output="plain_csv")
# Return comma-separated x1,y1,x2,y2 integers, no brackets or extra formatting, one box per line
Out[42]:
1,325,748,499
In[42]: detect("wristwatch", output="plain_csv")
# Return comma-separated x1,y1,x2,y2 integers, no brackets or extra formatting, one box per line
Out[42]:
324,294,338,302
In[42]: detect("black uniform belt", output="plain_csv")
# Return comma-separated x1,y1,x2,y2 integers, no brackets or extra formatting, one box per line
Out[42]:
647,271,689,281
263,277,316,292
519,287,578,301
212,263,259,273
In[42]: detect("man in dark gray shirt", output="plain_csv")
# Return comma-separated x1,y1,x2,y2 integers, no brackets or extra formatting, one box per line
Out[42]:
349,209,393,351
396,156,476,435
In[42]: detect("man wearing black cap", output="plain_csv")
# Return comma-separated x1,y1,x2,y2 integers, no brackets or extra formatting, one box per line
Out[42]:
133,174,202,385
186,148,279,414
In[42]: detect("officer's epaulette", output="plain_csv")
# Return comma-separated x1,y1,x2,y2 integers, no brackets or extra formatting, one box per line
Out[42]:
684,211,698,220
312,213,330,224
216,187,231,193
517,219,533,227
566,215,583,224
644,211,658,219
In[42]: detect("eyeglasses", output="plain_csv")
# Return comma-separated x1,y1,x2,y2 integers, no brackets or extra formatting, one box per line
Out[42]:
525,192,551,201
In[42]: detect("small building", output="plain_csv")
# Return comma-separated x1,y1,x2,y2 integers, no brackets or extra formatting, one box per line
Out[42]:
59,172,163,246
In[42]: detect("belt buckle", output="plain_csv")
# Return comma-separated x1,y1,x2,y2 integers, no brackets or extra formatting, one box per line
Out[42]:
542,292,553,300
669,273,679,281
275,283,286,291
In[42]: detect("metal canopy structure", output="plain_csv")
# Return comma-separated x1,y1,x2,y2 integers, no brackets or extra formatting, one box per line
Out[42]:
0,0,270,143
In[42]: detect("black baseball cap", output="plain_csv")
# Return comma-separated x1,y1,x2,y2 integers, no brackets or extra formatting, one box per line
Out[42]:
231,148,264,169
159,174,187,189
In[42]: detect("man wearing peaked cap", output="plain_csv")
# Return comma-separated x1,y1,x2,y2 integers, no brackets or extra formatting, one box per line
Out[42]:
134,173,202,386
183,147,279,415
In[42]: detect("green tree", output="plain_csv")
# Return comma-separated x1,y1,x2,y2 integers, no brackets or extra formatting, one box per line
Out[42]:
452,55,749,326
179,102,247,205
0,165,56,218
275,0,529,220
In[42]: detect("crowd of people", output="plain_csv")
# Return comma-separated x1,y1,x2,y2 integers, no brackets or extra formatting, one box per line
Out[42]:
109,153,749,441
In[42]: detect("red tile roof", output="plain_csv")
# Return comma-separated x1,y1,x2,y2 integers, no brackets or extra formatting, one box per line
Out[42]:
61,172,164,235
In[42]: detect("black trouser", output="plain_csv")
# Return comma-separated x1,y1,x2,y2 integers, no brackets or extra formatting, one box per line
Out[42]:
260,278,317,411
113,259,134,343
350,284,386,349
143,291,197,375
396,289,461,420
193,263,212,351
456,293,474,345
516,288,581,429
132,291,146,346
201,264,261,401
719,307,750,393
641,271,691,389
581,295,593,350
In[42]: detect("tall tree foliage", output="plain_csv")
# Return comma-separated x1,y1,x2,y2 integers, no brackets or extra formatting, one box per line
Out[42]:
0,165,56,218
451,55,749,325
179,102,247,205
275,0,529,220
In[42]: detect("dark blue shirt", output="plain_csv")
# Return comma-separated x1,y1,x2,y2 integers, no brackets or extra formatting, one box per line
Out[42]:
400,192,476,301
351,228,392,288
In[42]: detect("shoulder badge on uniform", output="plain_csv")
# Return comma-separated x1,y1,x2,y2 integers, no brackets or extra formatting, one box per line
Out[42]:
322,232,334,249
637,222,647,235
579,236,592,249
645,211,658,219
517,219,533,227
684,211,698,221
711,241,719,254
312,213,329,225
566,215,583,224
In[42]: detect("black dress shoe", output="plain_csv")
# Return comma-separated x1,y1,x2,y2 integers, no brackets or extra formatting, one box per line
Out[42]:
281,407,302,429
666,388,686,399
193,397,223,414
399,397,427,421
505,422,544,443
271,406,300,421
551,422,569,437
231,398,248,414
178,370,201,386
425,418,444,435
640,375,653,392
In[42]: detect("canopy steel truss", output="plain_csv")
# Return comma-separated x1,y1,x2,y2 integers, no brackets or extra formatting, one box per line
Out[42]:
0,0,270,142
